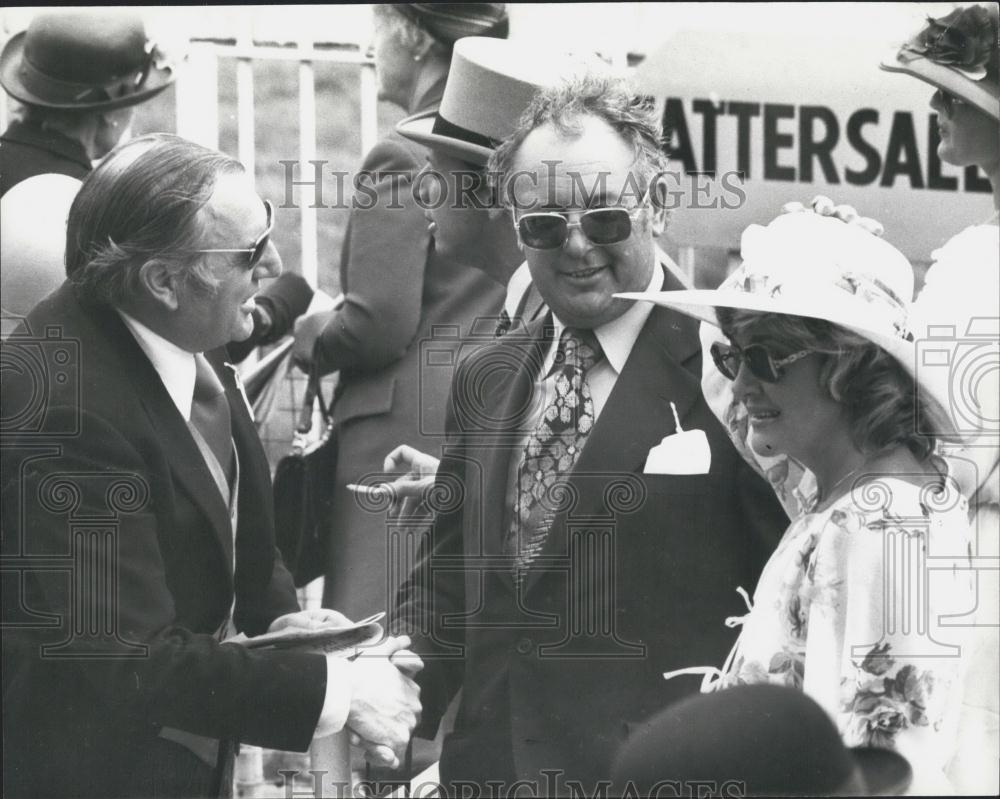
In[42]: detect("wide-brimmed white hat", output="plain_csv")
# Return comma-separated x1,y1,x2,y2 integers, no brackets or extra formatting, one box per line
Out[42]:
396,37,594,165
617,209,962,441
880,4,999,120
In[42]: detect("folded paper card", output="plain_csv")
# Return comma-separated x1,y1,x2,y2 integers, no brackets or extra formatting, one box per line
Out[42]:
225,612,385,655
644,402,712,475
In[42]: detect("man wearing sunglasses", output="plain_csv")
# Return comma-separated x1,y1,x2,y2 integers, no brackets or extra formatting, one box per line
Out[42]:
2,134,422,799
394,74,787,795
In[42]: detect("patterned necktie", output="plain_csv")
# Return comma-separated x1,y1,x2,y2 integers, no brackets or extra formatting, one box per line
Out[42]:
190,354,234,488
505,327,603,586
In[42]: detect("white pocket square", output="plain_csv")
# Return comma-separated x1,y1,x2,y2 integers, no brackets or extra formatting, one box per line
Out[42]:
643,429,712,475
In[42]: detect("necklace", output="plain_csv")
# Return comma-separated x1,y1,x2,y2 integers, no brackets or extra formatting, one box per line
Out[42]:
815,461,873,510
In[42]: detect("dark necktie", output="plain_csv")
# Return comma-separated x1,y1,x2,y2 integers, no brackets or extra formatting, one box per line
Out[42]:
504,327,603,586
190,354,234,488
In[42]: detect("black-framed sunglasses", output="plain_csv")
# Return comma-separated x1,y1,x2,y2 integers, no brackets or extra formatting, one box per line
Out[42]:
934,88,966,117
710,341,811,383
514,190,650,250
196,199,275,269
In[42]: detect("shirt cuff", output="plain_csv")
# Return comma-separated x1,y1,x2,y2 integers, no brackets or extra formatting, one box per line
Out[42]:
313,657,352,739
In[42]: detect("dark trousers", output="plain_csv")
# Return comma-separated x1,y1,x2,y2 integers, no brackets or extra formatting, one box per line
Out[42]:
130,738,234,799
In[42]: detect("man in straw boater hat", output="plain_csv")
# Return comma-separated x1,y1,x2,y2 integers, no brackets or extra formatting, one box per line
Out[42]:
289,5,510,622
620,206,977,793
392,65,788,795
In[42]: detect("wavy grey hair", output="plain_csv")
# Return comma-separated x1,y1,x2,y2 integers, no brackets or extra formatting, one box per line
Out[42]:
717,309,939,461
489,72,669,209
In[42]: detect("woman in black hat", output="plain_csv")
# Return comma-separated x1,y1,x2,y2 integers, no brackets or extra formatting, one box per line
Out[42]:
0,10,175,319
0,10,175,196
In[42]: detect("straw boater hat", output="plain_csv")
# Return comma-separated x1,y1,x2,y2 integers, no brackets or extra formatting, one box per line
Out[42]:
617,208,961,441
880,3,1000,120
0,10,175,112
396,37,592,166
612,684,913,796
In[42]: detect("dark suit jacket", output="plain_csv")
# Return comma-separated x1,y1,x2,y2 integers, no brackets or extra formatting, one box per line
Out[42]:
0,120,91,197
1,284,328,798
309,78,505,618
394,266,788,794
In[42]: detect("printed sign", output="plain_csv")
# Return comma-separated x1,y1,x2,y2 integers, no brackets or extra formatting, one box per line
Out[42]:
636,29,995,261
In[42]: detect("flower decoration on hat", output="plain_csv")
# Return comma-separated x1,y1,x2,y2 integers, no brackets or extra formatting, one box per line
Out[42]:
901,4,1000,82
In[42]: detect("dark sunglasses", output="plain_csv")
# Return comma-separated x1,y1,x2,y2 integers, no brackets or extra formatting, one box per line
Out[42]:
934,88,966,117
514,191,650,250
196,199,275,269
711,341,811,383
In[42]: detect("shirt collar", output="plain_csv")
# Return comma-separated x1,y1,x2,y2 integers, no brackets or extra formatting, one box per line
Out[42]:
549,257,661,376
118,310,198,421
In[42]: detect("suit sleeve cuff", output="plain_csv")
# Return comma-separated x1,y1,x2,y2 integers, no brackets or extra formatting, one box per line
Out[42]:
313,658,352,738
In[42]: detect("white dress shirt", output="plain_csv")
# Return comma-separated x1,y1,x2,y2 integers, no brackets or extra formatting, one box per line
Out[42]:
503,260,662,521
118,311,350,740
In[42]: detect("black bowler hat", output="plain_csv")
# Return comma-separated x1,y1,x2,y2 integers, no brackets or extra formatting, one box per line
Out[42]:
0,10,175,111
394,3,509,44
611,685,913,797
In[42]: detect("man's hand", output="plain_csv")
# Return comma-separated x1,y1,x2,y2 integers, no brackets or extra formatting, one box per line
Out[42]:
292,309,334,371
383,445,440,520
268,608,353,634
345,635,423,769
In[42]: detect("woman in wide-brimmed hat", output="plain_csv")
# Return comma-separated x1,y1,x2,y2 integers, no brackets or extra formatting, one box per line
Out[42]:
621,208,975,794
881,6,1000,792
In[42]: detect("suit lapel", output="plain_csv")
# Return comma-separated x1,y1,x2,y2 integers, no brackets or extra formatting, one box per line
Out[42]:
523,267,703,594
93,309,236,579
477,318,554,559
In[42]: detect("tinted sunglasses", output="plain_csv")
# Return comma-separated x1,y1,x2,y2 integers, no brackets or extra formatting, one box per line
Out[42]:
514,190,650,250
711,341,811,383
196,199,275,269
934,88,966,117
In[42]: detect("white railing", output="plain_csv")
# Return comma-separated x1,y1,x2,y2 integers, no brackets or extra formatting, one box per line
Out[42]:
175,35,379,289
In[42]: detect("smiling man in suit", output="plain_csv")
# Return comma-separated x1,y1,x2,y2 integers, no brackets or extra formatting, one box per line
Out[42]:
1,133,420,799
393,74,788,796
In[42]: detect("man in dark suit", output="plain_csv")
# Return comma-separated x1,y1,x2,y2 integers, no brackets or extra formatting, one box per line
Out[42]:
291,4,508,621
393,74,788,795
1,134,420,799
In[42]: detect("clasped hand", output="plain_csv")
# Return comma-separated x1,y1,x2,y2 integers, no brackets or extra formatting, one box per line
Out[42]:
268,610,423,769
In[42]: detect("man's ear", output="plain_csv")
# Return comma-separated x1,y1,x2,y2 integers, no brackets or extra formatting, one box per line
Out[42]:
649,177,671,237
499,207,525,253
138,259,181,311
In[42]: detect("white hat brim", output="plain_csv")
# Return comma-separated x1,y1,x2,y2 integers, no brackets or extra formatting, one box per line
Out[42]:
617,288,962,441
880,49,1000,120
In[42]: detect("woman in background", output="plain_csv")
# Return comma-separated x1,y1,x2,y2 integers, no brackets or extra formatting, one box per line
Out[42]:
882,7,999,791
292,4,509,620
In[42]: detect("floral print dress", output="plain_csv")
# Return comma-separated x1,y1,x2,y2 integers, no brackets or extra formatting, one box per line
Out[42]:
669,476,975,794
